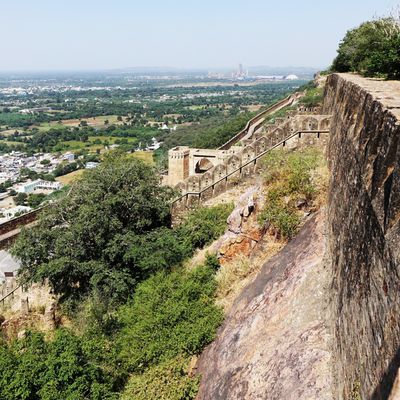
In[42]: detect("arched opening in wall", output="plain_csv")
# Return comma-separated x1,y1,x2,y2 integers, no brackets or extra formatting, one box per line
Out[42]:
195,158,214,174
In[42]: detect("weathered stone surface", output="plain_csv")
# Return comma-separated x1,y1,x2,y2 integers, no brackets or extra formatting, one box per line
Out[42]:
227,208,242,234
44,301,57,331
324,73,400,400
217,186,261,262
196,211,333,399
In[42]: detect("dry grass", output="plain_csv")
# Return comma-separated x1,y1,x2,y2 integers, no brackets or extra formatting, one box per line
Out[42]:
311,163,329,209
0,129,20,137
244,104,263,112
37,115,124,131
184,239,220,271
129,151,154,165
56,169,85,185
215,240,284,313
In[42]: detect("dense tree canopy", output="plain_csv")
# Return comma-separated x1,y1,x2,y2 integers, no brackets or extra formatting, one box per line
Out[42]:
332,17,400,79
0,330,116,400
12,152,175,305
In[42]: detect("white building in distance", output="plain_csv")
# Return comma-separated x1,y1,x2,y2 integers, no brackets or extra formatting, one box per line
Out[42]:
17,179,62,194
285,74,300,80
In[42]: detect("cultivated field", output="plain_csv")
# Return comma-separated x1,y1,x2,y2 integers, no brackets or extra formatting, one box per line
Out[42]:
35,115,125,132
129,151,154,165
56,169,85,184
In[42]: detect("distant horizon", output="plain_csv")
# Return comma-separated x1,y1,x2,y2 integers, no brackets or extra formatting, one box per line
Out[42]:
0,65,324,74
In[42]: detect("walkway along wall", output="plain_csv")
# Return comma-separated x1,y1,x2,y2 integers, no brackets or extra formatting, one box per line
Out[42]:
324,73,400,400
218,92,303,150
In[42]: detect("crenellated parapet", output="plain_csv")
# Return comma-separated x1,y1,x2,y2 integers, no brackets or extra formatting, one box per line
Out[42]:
168,110,331,208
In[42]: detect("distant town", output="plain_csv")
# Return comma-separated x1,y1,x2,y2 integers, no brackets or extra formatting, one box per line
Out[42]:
0,65,312,223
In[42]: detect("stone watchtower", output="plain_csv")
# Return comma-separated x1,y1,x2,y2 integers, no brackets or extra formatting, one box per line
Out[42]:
168,146,190,186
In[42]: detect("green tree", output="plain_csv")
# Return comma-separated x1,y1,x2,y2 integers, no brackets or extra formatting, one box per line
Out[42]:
14,192,28,206
117,264,223,372
19,168,38,180
28,193,46,208
332,17,400,79
12,153,175,305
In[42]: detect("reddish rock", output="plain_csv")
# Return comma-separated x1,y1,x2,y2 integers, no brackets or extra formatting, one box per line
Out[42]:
196,211,333,399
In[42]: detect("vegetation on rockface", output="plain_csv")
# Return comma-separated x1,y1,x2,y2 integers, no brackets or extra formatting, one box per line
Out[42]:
118,264,222,372
259,148,327,239
262,81,324,125
177,205,232,251
298,81,324,107
4,153,232,399
332,16,400,79
121,356,199,400
119,261,223,398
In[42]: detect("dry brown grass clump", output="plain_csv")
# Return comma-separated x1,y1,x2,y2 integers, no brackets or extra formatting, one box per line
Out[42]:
215,240,284,313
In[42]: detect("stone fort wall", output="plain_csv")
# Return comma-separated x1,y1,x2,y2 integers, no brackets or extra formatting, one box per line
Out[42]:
169,112,331,208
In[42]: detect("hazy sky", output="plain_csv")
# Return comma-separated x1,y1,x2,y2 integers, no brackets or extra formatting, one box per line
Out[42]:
0,0,397,71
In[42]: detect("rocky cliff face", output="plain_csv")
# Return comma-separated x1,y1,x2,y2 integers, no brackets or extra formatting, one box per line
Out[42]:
324,74,400,400
196,211,334,399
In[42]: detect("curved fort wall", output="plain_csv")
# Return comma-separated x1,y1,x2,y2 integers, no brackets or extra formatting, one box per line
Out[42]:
168,112,331,208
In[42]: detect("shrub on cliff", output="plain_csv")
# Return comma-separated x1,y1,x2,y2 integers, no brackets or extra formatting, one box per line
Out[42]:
117,263,223,372
259,148,325,239
332,17,400,79
0,330,116,399
115,259,222,399
298,86,324,107
121,356,199,400
177,203,233,254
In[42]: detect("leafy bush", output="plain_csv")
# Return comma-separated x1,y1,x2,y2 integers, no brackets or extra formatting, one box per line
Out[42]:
295,81,324,107
298,86,324,107
121,356,199,400
332,17,400,79
177,204,233,253
259,149,323,239
260,201,300,239
0,330,116,400
117,264,223,372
